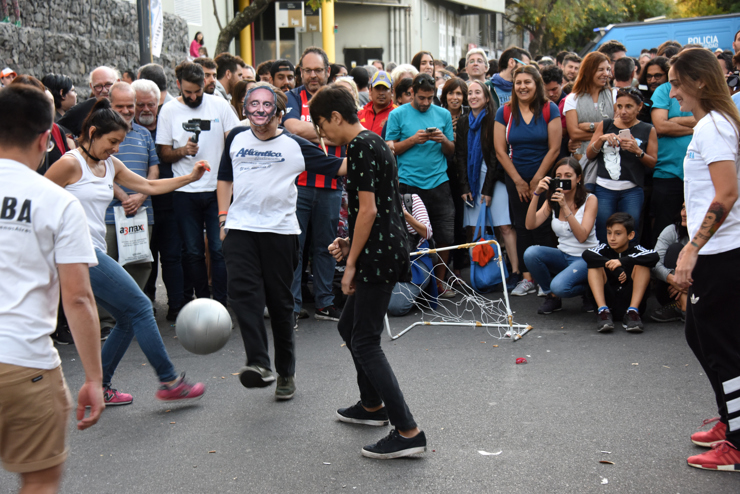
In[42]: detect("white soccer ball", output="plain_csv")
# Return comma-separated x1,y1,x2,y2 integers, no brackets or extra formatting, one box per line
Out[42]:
175,299,232,355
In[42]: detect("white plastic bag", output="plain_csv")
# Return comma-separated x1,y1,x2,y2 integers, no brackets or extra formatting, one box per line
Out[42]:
114,206,153,266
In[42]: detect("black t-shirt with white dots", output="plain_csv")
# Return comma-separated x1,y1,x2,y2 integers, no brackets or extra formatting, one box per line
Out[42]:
346,130,411,284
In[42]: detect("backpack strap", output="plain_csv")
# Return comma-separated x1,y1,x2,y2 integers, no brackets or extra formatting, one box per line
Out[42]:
503,104,513,159
543,101,550,123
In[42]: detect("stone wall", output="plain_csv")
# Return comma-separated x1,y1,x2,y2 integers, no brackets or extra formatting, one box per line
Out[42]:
0,0,189,98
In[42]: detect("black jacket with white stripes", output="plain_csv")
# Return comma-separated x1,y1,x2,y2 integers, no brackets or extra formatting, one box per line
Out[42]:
583,243,659,283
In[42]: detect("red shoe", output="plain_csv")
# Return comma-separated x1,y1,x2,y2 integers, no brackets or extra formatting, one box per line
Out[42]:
691,417,727,448
155,373,205,402
103,385,133,406
687,440,740,472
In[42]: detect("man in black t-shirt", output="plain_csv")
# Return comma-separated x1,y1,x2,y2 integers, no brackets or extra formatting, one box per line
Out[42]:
312,85,427,460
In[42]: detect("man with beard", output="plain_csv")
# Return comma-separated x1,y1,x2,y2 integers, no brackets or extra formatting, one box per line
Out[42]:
156,62,239,308
357,71,395,135
217,83,346,398
386,73,455,296
58,66,119,137
193,57,219,96
282,47,346,324
214,53,244,101
636,56,668,125
269,59,296,94
562,54,581,84
133,79,187,321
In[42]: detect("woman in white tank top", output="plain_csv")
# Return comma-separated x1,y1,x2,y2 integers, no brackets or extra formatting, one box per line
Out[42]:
523,157,599,314
46,99,210,406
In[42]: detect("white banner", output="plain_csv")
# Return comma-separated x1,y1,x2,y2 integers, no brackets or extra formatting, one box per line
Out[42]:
151,0,164,58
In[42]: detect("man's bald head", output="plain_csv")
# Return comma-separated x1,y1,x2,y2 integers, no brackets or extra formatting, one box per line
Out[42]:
109,81,135,127
89,66,120,100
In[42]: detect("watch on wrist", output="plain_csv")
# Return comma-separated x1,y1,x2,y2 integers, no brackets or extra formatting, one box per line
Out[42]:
589,122,595,132
636,150,645,159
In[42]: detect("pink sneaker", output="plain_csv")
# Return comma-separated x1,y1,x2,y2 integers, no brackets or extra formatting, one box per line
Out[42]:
691,417,727,448
103,385,133,406
155,373,205,402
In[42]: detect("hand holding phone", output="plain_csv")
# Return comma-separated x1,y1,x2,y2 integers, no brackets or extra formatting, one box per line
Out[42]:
549,179,572,193
618,129,631,140
426,127,438,133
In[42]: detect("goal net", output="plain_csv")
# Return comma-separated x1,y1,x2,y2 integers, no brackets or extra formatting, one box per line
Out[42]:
384,240,532,341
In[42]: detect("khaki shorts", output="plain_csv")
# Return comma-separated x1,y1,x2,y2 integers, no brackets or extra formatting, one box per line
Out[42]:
0,363,72,473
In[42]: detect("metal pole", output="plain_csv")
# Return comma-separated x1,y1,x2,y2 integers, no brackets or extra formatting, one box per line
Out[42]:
136,0,152,65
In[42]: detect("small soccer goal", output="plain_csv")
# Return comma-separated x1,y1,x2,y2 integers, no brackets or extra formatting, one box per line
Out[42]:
384,239,532,341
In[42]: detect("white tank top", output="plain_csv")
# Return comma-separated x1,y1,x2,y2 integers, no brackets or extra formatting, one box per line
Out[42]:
551,193,598,256
64,149,115,252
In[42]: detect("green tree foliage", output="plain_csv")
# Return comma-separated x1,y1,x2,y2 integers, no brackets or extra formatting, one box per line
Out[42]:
505,0,675,55
676,0,739,17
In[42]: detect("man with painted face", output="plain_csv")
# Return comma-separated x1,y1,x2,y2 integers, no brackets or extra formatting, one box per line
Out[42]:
217,83,347,400
156,62,240,308
282,47,346,324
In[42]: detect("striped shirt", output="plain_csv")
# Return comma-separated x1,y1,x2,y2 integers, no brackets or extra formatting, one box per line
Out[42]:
402,193,433,248
105,123,159,224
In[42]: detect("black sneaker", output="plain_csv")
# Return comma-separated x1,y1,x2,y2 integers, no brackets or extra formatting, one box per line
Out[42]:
650,303,683,323
581,294,596,313
362,429,427,459
166,306,181,322
537,294,562,314
51,326,74,345
623,309,644,333
336,401,390,426
275,376,296,400
597,309,614,333
100,326,112,341
315,305,342,321
238,365,276,388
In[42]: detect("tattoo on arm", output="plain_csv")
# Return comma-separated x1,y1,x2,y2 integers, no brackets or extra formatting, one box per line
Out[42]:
691,201,729,249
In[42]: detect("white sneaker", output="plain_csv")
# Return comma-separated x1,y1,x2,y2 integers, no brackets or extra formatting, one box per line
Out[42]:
511,279,536,297
537,285,546,297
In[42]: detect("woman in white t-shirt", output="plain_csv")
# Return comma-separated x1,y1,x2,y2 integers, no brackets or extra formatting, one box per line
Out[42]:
46,99,210,407
563,51,617,189
523,157,599,315
669,48,740,471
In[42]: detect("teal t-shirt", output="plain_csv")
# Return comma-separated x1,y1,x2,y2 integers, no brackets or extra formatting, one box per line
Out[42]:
651,82,692,180
385,104,453,189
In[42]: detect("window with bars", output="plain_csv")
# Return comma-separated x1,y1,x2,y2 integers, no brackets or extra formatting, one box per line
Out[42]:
174,0,203,25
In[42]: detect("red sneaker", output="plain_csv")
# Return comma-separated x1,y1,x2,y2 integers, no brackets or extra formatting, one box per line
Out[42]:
155,373,205,402
103,385,133,406
687,440,740,472
691,417,727,448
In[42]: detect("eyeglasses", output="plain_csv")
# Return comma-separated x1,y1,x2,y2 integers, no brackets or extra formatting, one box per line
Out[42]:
92,82,114,92
646,73,665,80
301,67,325,75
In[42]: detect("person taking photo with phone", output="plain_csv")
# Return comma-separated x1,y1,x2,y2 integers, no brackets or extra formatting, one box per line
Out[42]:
585,88,657,243
524,157,599,314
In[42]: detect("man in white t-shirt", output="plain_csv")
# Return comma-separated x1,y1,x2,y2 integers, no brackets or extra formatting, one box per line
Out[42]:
157,61,240,306
0,84,103,492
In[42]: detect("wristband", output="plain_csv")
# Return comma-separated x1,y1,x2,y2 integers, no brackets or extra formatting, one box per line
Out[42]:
565,212,573,220
218,211,228,216
533,191,540,196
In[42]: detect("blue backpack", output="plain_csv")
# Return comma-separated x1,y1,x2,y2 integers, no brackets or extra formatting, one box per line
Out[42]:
470,204,508,293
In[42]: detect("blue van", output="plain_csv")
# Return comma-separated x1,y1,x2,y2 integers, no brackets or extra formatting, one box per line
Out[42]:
583,13,740,57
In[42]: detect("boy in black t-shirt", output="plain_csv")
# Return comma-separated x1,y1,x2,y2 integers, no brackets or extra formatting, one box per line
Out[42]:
310,85,427,459
583,212,659,333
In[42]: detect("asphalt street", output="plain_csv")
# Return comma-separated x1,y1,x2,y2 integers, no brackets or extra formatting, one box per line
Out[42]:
2,285,738,493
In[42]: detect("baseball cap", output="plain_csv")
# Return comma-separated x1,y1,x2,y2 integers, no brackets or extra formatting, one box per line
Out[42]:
270,59,295,79
370,71,392,88
1,67,17,78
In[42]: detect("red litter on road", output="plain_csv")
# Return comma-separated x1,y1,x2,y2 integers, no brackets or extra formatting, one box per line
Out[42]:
516,358,528,364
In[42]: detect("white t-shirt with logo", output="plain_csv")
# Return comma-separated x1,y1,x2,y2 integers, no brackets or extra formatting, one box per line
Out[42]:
684,111,740,256
0,159,97,370
156,93,239,193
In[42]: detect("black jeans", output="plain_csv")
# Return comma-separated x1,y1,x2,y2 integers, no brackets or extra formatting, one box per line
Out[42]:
505,175,553,273
145,204,185,310
685,247,740,448
338,282,417,431
651,178,684,246
223,230,298,377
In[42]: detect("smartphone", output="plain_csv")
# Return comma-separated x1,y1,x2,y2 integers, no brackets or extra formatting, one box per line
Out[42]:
549,179,572,192
464,199,475,208
618,129,631,140
426,127,438,133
